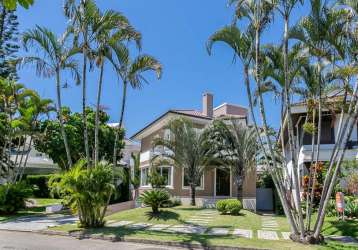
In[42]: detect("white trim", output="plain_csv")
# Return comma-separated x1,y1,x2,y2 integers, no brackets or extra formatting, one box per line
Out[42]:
139,165,174,189
182,168,205,190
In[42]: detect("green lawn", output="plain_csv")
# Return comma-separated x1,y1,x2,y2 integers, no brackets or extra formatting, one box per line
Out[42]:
52,206,358,250
0,198,63,222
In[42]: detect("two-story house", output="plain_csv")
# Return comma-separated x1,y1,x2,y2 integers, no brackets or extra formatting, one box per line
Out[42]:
131,93,256,209
281,98,358,193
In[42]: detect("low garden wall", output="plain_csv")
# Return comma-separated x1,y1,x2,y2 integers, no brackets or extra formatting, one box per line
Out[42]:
106,200,135,216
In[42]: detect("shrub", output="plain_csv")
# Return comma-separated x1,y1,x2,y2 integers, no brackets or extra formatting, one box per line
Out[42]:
140,189,170,213
216,199,242,215
161,197,182,208
345,198,358,218
216,199,228,214
49,160,114,228
226,199,242,215
326,199,337,217
0,182,32,214
26,175,52,198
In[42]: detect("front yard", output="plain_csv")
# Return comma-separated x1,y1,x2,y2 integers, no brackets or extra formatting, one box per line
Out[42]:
0,198,63,222
51,206,357,250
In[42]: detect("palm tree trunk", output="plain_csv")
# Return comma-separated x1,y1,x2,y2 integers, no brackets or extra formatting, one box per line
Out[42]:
190,184,196,206
56,70,73,169
283,14,305,238
18,136,33,181
113,80,127,166
94,63,104,166
314,81,358,233
82,49,90,167
313,101,358,238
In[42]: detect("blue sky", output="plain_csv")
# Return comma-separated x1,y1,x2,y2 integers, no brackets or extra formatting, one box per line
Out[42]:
16,0,309,137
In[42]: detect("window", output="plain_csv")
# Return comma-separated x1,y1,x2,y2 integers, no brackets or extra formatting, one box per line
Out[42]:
140,167,149,186
182,168,204,189
159,166,172,186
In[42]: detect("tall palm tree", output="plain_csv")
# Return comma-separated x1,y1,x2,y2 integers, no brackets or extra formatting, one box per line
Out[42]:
92,9,141,166
64,0,99,166
21,26,80,169
152,118,215,206
206,120,257,199
207,14,299,234
109,42,162,166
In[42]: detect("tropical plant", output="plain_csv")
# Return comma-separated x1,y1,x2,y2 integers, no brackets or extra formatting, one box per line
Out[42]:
49,160,115,228
91,8,141,166
152,118,216,206
205,120,257,199
139,189,170,214
21,26,81,169
209,0,358,244
109,42,162,166
0,181,32,214
130,152,141,200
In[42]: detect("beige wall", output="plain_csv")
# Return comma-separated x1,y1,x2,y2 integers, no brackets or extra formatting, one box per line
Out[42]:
138,116,256,200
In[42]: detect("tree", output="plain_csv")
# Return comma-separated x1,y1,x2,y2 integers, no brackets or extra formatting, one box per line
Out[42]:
0,5,19,80
152,118,215,206
206,120,257,199
2,0,33,10
63,0,99,165
109,42,162,166
21,26,81,169
91,8,141,166
34,107,125,171
130,152,140,200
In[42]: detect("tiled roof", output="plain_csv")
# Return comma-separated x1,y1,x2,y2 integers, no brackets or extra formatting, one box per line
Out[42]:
172,109,211,119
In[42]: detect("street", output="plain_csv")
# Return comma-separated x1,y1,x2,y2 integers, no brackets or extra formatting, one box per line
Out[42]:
0,231,184,250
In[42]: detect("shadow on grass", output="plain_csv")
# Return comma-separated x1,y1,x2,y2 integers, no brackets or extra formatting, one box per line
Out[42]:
80,226,239,249
145,210,180,221
323,219,358,238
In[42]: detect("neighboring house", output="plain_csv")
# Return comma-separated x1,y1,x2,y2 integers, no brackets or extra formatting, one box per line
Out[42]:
131,93,256,209
9,138,59,175
281,97,358,197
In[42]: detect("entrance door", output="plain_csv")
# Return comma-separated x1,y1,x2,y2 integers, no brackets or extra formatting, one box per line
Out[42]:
216,168,230,196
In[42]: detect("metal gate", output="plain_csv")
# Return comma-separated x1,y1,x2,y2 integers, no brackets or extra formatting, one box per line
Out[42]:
256,188,274,211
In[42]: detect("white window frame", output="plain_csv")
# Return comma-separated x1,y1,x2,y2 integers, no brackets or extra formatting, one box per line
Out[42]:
182,168,205,190
140,166,150,188
140,165,174,189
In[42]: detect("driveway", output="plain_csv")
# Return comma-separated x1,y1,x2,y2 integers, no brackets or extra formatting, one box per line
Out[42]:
0,214,77,231
0,231,182,250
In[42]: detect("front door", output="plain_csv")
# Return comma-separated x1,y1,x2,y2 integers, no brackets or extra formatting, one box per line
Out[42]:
216,168,230,196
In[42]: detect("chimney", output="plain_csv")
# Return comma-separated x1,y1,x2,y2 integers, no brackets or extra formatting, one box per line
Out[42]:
202,92,213,117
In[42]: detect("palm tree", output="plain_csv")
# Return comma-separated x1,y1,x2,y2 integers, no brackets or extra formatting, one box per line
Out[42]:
64,0,99,166
130,152,140,201
206,120,257,199
21,26,80,169
91,9,141,166
109,42,162,166
152,118,215,206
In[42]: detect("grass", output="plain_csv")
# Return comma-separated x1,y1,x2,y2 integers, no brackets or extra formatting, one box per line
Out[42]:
0,198,63,222
51,206,358,250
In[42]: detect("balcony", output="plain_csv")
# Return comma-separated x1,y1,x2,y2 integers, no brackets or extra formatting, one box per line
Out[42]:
140,147,173,163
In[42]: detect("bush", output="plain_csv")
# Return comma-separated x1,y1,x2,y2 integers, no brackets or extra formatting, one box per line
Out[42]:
216,199,242,215
326,199,337,217
345,197,358,218
161,197,182,208
26,175,52,198
0,182,32,214
140,189,170,213
49,160,114,228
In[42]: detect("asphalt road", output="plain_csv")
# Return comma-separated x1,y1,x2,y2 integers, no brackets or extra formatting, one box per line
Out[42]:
0,231,184,250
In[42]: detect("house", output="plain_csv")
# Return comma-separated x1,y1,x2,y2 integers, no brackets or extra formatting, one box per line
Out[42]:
9,137,60,175
280,97,358,195
131,93,256,209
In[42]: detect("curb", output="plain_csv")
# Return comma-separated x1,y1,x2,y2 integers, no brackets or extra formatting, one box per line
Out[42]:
41,229,270,250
